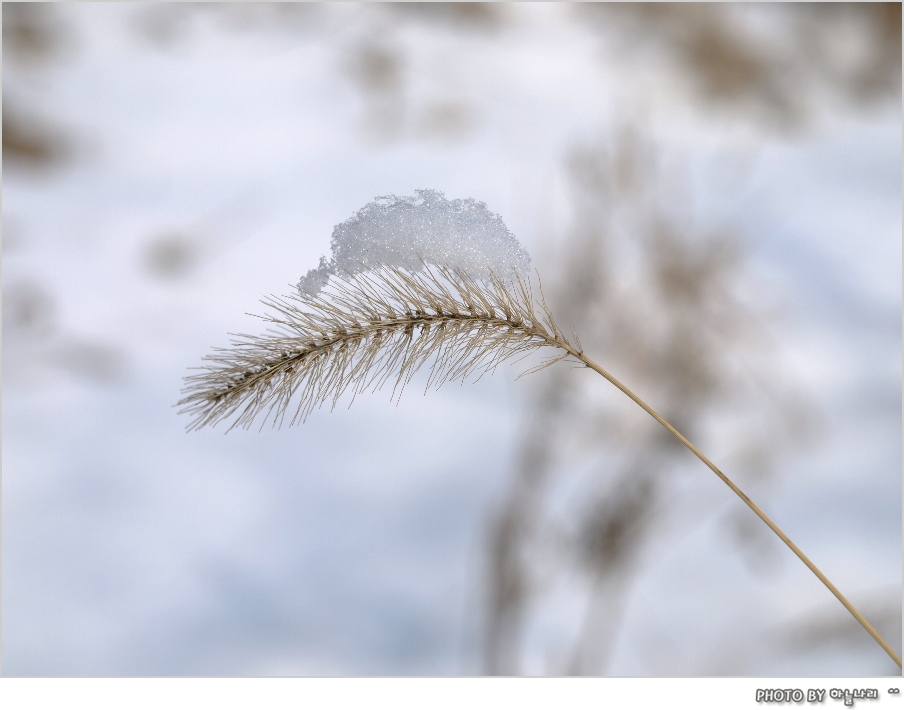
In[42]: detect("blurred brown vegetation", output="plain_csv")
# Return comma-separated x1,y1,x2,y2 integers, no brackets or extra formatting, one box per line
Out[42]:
3,3,74,171
2,102,70,171
483,128,814,675
3,4,124,385
481,2,900,674
3,1,72,66
581,3,902,127
341,4,495,143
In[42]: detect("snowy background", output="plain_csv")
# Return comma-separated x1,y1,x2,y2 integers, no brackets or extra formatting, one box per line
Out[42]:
3,3,900,676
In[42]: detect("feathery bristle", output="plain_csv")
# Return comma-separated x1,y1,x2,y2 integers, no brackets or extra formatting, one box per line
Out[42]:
178,265,573,431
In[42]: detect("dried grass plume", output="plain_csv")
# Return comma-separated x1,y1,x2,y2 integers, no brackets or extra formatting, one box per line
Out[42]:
178,216,900,669
178,265,575,431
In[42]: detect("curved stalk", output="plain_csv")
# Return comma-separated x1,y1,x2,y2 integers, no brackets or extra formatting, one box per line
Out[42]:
181,264,900,667
560,343,902,669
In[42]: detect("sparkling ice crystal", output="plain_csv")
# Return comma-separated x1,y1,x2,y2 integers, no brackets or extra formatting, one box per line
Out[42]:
298,189,531,296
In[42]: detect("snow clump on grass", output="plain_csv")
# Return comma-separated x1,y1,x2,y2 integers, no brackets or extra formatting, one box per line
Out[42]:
297,189,531,297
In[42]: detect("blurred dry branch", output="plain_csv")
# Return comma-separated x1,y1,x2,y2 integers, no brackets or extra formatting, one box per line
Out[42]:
483,129,811,675
580,3,902,127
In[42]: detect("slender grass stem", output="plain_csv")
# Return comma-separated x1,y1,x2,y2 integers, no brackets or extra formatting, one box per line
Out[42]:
182,264,899,667
563,344,902,669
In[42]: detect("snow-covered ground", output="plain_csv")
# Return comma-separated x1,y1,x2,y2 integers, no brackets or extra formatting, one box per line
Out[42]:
3,3,900,675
